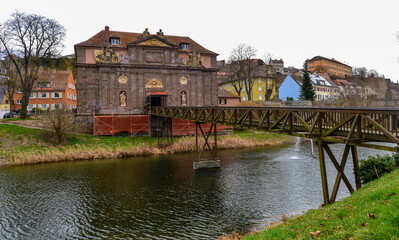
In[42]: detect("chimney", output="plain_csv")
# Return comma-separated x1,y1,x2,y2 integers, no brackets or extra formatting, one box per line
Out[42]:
104,26,110,43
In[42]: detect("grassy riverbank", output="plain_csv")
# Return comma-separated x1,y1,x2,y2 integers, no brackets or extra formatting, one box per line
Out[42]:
221,169,399,240
0,123,294,166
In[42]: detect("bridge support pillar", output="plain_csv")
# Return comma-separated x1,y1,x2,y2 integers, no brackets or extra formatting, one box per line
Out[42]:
193,121,220,170
316,140,361,205
154,116,173,146
317,140,329,206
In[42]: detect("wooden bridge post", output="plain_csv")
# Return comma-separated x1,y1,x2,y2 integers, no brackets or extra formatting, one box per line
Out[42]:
195,122,198,161
317,140,330,205
351,145,362,190
214,121,218,159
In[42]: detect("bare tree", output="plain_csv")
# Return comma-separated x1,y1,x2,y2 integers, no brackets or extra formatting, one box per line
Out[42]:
353,67,368,79
0,58,20,117
367,69,379,78
228,44,257,100
45,109,74,144
260,54,279,100
263,52,273,65
0,11,65,118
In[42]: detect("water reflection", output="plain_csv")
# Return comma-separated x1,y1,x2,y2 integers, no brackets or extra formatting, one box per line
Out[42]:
0,138,389,239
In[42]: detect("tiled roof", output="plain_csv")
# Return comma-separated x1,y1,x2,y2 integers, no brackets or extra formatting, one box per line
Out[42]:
290,75,303,85
275,74,288,88
75,28,218,55
218,88,240,98
33,71,73,91
334,79,357,86
270,59,284,64
308,56,351,68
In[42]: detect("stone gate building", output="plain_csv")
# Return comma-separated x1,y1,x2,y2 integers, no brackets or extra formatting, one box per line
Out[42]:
74,26,219,125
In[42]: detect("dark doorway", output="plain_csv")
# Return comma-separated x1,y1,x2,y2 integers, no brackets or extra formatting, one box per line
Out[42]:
146,95,167,107
147,95,168,136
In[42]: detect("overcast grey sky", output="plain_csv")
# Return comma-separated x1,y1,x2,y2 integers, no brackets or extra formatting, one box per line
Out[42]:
2,0,399,81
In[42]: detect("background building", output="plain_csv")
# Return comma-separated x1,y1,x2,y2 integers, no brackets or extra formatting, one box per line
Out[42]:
269,59,284,74
13,70,77,111
308,56,352,78
219,59,280,102
218,88,240,106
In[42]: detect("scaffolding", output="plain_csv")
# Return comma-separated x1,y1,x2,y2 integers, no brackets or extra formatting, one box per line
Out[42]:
93,114,150,136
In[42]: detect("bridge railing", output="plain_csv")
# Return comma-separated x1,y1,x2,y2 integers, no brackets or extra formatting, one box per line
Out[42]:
151,106,399,150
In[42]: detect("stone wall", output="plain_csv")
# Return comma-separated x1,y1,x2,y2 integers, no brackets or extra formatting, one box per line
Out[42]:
76,64,219,116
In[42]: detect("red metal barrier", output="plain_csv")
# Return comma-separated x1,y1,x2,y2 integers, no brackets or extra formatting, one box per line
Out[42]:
93,115,149,136
93,115,232,136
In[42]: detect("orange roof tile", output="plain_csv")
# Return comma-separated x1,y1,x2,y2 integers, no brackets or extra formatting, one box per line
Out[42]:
33,71,73,91
75,28,218,55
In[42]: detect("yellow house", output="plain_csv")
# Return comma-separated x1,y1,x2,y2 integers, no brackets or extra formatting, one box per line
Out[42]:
0,86,11,118
220,77,277,102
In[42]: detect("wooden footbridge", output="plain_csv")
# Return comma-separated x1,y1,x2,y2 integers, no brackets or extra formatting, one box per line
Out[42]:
151,106,399,205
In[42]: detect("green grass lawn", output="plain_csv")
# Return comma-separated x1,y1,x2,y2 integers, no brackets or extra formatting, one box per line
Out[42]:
244,169,399,240
0,124,292,165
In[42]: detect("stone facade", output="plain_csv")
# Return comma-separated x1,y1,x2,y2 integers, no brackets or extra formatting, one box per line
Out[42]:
75,27,219,120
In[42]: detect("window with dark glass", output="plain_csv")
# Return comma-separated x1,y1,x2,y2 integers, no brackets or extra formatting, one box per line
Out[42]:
110,38,120,45
180,43,189,50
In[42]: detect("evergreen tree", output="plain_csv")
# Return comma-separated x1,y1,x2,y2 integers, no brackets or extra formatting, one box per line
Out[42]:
300,60,316,101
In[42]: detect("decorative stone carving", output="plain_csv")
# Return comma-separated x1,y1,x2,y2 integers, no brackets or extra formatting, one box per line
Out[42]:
137,38,171,47
181,91,187,106
118,75,128,84
145,78,163,88
94,46,120,63
120,91,127,107
156,29,166,39
185,52,203,67
179,76,187,85
138,28,151,40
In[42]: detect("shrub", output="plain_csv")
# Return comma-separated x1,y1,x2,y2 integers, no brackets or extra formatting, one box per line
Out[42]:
359,154,397,184
43,110,74,144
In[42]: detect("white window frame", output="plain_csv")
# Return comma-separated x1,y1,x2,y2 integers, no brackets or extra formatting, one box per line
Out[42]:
28,104,37,110
29,93,36,99
38,92,49,99
51,92,62,99
39,104,49,110
258,86,262,92
181,43,189,50
51,103,62,110
67,104,71,110
259,94,263,100
258,78,262,84
38,82,51,88
243,96,246,101
67,93,71,100
73,94,76,100
16,100,22,104
110,38,120,45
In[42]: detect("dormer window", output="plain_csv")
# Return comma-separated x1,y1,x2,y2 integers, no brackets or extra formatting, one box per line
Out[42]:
110,37,120,45
180,43,189,50
38,82,52,88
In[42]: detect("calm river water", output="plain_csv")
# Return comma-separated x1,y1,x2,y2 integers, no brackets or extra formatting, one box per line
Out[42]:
0,138,389,239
